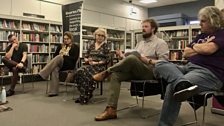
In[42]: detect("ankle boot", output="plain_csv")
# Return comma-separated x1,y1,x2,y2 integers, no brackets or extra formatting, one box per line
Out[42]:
95,106,117,121
93,70,110,82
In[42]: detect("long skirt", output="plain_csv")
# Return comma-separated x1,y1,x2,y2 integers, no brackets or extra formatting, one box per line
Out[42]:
74,64,106,104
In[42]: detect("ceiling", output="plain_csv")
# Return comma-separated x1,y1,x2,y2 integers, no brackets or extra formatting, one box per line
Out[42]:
38,0,198,8
122,0,198,8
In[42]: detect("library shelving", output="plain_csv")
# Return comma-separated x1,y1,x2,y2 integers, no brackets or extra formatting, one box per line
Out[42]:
0,18,20,69
81,25,128,57
0,14,62,76
125,32,132,49
159,25,201,62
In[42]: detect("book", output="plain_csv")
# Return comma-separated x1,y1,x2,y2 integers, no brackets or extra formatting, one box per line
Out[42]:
124,49,141,58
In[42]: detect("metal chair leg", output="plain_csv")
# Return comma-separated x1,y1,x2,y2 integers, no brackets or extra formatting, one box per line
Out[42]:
100,81,103,95
22,75,25,93
46,81,49,94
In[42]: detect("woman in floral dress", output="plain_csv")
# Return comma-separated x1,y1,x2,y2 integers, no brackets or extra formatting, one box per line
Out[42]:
74,28,110,104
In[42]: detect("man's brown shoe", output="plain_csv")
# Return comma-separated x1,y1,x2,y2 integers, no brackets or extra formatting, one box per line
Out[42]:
93,70,110,81
95,106,117,121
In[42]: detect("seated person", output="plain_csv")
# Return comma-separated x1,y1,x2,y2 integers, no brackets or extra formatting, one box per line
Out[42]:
152,6,224,126
93,18,169,121
74,28,110,104
38,31,79,97
2,34,28,96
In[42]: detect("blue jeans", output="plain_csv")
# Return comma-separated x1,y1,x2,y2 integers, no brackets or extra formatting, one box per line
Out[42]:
154,61,223,126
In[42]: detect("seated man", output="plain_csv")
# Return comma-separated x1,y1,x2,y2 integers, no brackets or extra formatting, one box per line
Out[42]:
152,6,224,126
2,34,28,96
93,18,169,121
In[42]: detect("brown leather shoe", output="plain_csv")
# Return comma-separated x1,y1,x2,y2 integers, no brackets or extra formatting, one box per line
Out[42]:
93,70,110,81
95,106,117,121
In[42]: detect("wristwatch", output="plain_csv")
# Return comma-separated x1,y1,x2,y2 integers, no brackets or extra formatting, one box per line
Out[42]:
20,61,24,64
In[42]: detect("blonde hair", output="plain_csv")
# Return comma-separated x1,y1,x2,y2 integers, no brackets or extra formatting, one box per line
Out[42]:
198,6,224,30
93,28,107,39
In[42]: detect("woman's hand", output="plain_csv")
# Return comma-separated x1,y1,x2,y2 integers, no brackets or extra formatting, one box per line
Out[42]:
115,49,124,58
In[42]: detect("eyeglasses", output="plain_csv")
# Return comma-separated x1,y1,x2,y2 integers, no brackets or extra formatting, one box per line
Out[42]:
96,34,105,37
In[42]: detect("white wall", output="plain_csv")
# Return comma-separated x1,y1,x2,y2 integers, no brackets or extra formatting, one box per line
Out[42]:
61,0,148,30
215,0,224,10
0,0,62,22
0,0,148,30
81,0,148,30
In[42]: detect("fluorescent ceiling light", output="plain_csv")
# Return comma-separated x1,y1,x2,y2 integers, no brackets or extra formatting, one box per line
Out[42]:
189,20,200,25
140,0,157,4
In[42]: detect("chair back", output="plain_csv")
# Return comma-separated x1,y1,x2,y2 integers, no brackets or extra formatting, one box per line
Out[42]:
26,54,32,73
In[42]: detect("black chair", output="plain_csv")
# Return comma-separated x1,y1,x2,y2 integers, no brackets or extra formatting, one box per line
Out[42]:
187,88,224,126
120,79,166,118
6,54,34,92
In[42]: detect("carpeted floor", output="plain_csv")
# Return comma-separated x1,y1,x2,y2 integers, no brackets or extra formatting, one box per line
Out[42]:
0,81,223,126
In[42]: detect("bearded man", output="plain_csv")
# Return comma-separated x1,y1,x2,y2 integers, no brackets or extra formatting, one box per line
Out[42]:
93,18,169,121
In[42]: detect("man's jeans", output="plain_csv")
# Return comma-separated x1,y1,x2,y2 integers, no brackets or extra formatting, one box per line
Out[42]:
154,61,223,126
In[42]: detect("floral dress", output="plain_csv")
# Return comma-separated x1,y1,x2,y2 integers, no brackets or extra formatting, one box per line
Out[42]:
74,42,110,104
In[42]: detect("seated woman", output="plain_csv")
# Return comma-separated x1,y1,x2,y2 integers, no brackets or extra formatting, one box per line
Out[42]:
74,28,110,104
38,31,79,97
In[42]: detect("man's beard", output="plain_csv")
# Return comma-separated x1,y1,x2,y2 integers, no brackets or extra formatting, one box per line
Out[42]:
142,32,152,39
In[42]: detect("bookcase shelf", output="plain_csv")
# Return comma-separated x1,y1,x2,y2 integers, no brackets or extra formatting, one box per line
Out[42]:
0,15,62,75
81,25,131,57
159,25,201,62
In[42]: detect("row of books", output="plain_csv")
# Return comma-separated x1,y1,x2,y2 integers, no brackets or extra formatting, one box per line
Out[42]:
167,30,189,37
27,44,49,53
22,23,48,31
82,28,125,39
169,40,188,50
0,43,9,52
0,55,3,64
107,31,125,38
32,54,49,63
22,33,49,42
50,45,57,53
192,30,201,37
0,20,20,29
82,39,122,52
170,51,183,60
0,31,20,40
50,25,62,32
50,34,62,43
108,41,121,51
82,39,95,51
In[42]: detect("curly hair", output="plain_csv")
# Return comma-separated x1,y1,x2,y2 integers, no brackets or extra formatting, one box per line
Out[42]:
198,6,224,30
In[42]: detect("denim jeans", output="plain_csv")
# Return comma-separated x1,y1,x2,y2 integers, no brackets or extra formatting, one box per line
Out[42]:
154,61,223,126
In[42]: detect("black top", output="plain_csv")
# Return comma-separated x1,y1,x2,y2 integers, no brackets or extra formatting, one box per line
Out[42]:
6,43,28,64
54,44,80,71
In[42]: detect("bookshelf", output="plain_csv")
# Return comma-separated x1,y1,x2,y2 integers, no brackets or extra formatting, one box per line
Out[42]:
125,32,132,49
0,18,20,69
81,25,127,57
0,15,62,75
158,25,201,63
